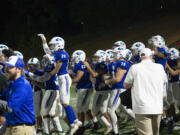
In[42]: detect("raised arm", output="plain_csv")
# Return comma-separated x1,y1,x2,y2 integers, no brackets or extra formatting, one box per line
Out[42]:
37,33,52,55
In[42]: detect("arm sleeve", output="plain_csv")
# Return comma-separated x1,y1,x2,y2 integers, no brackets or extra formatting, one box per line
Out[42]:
43,43,52,55
124,66,134,84
29,72,51,82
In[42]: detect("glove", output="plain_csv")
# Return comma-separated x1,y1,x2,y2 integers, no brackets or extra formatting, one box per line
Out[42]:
37,33,46,41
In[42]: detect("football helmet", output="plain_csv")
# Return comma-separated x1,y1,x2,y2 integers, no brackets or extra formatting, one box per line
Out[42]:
115,49,127,60
27,57,40,71
71,50,86,64
0,44,8,56
131,42,145,56
148,35,165,48
105,49,113,61
14,51,23,59
93,50,106,63
112,41,126,50
49,36,65,52
168,48,179,60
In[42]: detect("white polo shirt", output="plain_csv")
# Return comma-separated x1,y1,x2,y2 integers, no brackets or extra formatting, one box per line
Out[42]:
124,59,168,114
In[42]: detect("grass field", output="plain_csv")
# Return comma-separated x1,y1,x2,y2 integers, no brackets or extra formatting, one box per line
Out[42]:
52,84,180,135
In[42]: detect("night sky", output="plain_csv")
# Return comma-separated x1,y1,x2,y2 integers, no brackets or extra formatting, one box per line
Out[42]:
0,0,179,59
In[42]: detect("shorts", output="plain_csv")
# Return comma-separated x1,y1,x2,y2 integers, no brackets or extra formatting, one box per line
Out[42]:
92,91,110,115
41,90,59,116
108,89,121,111
57,74,72,104
76,88,93,113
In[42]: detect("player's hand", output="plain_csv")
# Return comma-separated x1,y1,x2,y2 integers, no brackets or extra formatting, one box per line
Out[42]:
37,33,46,41
82,61,89,66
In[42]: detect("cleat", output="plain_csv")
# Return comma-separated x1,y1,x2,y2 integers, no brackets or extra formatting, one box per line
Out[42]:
84,123,94,129
74,126,85,135
75,120,82,127
168,120,174,134
92,122,102,131
66,124,79,135
36,128,43,135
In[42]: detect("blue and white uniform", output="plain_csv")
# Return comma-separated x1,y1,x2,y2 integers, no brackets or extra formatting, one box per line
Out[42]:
73,62,93,113
28,61,64,134
53,49,78,126
167,59,180,106
108,60,130,134
53,50,72,105
40,63,60,116
110,60,130,110
92,62,111,115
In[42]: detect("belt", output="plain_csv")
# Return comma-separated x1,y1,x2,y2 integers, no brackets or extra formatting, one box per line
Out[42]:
7,124,34,127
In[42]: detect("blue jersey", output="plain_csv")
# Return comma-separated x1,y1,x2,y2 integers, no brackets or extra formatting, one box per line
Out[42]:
154,47,168,69
167,59,179,82
95,62,111,91
134,55,141,63
108,62,116,78
2,75,35,125
73,62,92,89
53,50,69,76
32,70,44,92
112,60,130,89
44,64,59,90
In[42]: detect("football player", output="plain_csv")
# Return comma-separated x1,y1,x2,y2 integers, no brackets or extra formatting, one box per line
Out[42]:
27,54,64,135
131,42,145,63
166,48,180,133
37,34,81,135
71,50,95,131
83,50,112,135
148,35,168,69
105,49,131,135
27,57,44,135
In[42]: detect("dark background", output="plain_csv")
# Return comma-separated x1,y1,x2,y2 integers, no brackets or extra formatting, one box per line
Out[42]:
0,0,180,60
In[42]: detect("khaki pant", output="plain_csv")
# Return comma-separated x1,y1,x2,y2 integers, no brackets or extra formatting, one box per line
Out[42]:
4,125,34,135
135,114,162,135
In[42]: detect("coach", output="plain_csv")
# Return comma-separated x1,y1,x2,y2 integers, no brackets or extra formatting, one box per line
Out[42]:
0,56,35,135
123,48,167,135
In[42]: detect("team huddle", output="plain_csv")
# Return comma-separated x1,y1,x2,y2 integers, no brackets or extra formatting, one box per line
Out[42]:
0,34,180,135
